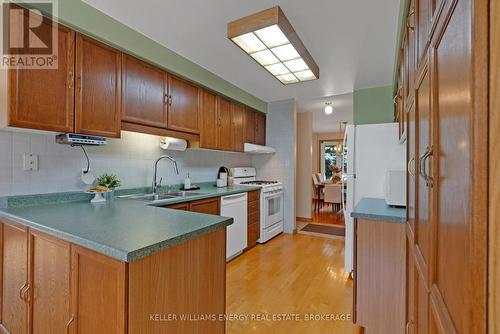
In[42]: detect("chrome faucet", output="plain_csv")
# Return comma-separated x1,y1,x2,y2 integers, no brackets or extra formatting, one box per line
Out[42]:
152,155,179,194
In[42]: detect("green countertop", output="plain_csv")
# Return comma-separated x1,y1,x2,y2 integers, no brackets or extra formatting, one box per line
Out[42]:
0,184,260,262
351,197,406,223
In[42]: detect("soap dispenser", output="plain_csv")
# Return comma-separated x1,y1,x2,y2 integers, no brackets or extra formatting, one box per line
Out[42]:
184,173,191,190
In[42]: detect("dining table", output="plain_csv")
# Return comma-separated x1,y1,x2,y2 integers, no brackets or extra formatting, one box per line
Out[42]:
315,179,341,212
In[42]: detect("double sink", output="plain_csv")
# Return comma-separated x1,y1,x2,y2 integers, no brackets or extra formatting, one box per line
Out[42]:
119,191,206,202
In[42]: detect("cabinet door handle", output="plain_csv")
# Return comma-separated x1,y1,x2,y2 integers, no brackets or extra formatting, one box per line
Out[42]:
406,9,415,31
423,146,434,187
419,147,429,179
68,71,74,89
408,156,415,177
66,315,75,334
419,146,433,187
168,95,173,106
19,282,28,301
406,320,413,333
20,283,30,303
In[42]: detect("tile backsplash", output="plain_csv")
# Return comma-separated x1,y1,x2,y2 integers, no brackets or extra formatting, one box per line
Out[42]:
0,130,252,196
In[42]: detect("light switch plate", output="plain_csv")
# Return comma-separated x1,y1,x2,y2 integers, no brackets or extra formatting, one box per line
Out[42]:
23,153,38,171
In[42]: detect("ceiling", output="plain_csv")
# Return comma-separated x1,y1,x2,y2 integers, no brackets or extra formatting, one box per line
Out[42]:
299,93,353,133
83,0,400,104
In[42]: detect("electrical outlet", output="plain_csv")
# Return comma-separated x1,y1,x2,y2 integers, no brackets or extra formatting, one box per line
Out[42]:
23,153,38,171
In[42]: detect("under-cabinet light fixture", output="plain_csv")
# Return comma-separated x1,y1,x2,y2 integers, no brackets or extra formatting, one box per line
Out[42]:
228,6,319,85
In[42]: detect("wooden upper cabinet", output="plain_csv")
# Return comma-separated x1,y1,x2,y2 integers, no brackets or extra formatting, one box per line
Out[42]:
217,96,233,151
416,0,430,65
122,54,167,129
407,0,416,102
30,231,71,334
254,112,266,145
244,107,255,144
8,21,75,133
71,245,126,334
167,75,200,134
200,89,218,149
75,34,122,138
231,102,245,152
1,222,29,334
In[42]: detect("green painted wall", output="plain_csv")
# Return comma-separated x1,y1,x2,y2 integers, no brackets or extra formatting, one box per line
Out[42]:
24,0,267,113
353,86,394,125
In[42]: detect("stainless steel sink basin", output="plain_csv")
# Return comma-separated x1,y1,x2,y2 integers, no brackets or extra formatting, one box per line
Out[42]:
119,191,205,202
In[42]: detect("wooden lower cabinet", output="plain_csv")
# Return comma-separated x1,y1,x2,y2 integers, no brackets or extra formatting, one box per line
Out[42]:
165,202,190,211
354,218,405,334
128,228,226,333
406,227,415,334
70,246,126,334
0,220,226,334
1,222,29,334
189,198,220,215
246,190,260,249
31,231,71,334
164,197,220,215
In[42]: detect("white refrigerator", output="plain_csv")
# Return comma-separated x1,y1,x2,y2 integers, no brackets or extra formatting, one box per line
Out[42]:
342,123,406,273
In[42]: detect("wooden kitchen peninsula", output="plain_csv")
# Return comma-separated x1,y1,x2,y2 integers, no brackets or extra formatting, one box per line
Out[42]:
0,193,240,334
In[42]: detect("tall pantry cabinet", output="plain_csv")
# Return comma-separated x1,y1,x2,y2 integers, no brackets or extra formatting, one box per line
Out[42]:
398,0,488,333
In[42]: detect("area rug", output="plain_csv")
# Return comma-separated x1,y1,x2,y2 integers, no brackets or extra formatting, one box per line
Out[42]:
300,223,345,237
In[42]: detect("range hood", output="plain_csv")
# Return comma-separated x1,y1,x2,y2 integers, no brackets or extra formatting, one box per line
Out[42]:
244,143,276,154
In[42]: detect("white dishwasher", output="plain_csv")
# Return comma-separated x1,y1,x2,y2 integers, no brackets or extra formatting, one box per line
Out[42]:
220,192,248,260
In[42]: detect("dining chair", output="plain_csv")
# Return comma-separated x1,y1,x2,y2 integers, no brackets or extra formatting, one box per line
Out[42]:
312,174,324,212
324,183,342,214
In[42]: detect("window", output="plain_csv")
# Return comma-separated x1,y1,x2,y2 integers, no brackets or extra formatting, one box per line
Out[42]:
320,141,342,180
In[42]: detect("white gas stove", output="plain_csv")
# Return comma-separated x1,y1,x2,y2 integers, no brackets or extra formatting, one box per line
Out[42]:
230,167,284,243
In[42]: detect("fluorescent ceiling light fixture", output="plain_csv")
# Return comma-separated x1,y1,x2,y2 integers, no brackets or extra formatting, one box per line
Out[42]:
228,6,319,85
284,58,309,72
255,24,289,48
277,73,299,84
270,44,300,62
251,50,279,66
265,63,290,76
232,32,266,53
294,69,316,81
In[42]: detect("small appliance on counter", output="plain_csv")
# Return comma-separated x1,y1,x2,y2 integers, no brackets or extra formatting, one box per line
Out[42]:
216,166,229,187
384,170,406,206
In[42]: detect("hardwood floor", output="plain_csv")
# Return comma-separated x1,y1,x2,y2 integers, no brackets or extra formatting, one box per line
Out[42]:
312,201,344,225
226,234,361,333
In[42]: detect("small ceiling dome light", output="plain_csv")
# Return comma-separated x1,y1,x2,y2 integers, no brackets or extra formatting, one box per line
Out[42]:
324,102,333,115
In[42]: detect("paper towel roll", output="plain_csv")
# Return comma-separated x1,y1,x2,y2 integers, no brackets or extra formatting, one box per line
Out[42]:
160,137,187,151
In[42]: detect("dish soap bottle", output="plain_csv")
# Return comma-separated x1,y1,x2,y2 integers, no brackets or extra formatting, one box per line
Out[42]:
184,173,191,190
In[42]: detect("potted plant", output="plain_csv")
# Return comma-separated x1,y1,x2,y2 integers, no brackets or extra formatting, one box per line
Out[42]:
96,173,121,189
330,166,342,183
96,173,121,200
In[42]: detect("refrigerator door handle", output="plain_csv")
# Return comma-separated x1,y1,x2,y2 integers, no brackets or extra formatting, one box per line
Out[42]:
341,128,348,219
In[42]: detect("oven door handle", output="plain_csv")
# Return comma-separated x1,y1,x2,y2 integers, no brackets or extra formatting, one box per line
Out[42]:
264,190,283,199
